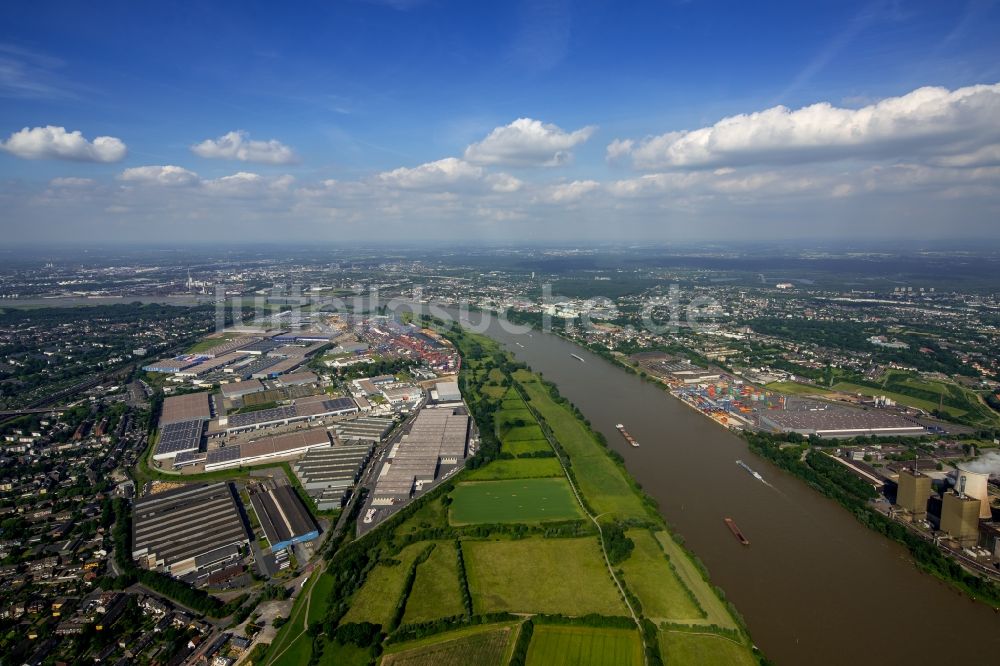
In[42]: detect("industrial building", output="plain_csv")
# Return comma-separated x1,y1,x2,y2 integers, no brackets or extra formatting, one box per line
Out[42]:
895,468,932,518
213,396,358,434
159,391,213,426
759,404,926,438
202,428,331,471
152,419,204,461
334,416,394,443
372,407,469,506
434,381,462,402
220,379,266,400
131,483,249,577
955,465,992,519
941,491,982,546
249,485,319,551
292,443,374,509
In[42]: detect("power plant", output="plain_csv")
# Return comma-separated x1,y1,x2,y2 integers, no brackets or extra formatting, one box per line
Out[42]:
954,465,991,520
896,468,932,519
941,491,982,546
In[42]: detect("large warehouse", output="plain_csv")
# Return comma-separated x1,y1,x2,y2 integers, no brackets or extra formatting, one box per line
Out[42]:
292,443,374,509
202,428,332,471
372,407,469,506
153,419,205,461
249,485,319,551
759,402,926,438
131,482,249,577
159,391,213,426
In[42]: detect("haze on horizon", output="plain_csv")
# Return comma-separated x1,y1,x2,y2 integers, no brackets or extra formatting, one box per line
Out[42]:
1,0,999,245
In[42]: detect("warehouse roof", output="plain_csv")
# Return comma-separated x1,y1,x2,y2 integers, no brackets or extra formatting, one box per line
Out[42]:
160,392,212,426
250,485,317,548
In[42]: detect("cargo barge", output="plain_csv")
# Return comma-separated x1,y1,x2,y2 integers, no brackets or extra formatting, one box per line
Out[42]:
615,423,640,447
724,517,750,546
570,353,585,362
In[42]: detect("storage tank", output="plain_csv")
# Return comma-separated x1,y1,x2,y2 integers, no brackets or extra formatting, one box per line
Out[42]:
955,465,992,519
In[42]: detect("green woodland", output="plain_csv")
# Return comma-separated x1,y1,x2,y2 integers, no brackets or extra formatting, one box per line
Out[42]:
262,325,763,666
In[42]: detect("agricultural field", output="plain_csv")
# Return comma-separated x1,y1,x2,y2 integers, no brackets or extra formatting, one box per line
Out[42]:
659,629,757,666
502,437,553,456
525,625,643,666
380,623,517,666
619,530,703,621
402,542,466,624
340,543,426,625
449,478,584,525
463,537,625,615
463,458,563,480
518,377,649,521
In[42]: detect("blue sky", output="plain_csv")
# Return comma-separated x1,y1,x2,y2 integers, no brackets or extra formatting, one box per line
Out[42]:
1,0,999,244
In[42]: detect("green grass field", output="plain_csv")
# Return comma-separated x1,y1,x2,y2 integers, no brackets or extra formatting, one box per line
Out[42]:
307,572,336,624
316,640,372,666
464,458,563,481
526,625,643,666
619,530,703,621
502,438,553,456
449,478,584,525
659,629,757,666
402,542,466,624
765,381,833,396
380,623,516,666
396,496,449,534
341,543,426,625
463,537,625,616
519,378,649,521
503,424,548,440
830,381,962,416
653,532,737,630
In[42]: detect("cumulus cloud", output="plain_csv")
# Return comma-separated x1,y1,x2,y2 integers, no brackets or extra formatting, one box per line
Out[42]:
487,173,523,193
377,157,484,188
464,118,595,167
119,165,200,187
612,83,1000,170
1,125,126,162
191,130,296,164
543,179,600,203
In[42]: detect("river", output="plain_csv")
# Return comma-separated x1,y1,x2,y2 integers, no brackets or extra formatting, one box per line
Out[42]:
456,310,999,665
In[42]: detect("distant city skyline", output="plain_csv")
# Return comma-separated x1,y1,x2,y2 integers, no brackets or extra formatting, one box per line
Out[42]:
1,0,999,243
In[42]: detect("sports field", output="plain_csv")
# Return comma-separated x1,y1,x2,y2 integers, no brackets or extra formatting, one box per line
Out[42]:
381,624,516,666
464,457,563,480
525,625,643,666
619,530,703,621
341,543,425,625
449,478,584,525
518,377,649,521
464,537,625,615
402,542,465,624
659,629,757,666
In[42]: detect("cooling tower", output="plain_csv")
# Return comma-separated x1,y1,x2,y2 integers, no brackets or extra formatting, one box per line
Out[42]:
955,465,991,519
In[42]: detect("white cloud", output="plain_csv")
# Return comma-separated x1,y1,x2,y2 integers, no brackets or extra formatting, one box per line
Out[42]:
50,177,95,187
1,125,126,162
119,165,200,187
191,130,296,164
612,83,1000,170
377,157,484,188
464,118,595,167
543,179,600,203
487,173,524,193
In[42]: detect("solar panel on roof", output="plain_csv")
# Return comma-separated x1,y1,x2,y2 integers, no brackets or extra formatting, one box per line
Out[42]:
228,405,297,427
154,419,204,456
206,446,242,464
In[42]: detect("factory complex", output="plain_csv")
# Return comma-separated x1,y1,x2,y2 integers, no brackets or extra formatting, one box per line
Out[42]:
131,483,250,580
248,484,319,551
758,402,926,438
292,441,376,510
